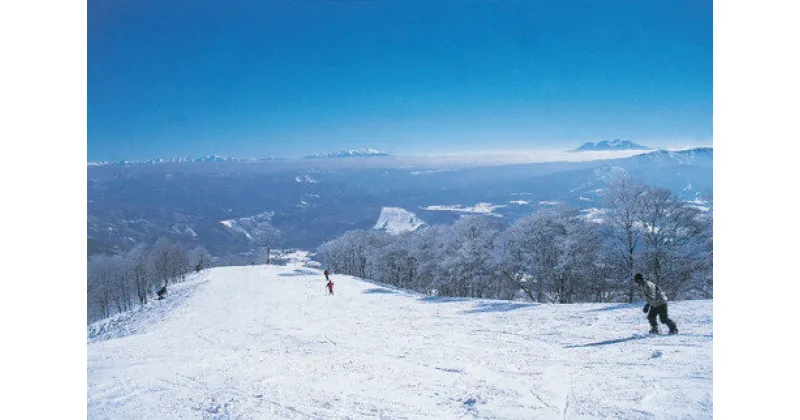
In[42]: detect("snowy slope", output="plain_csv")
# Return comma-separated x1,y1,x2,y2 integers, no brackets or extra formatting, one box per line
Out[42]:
373,207,426,234
87,262,712,419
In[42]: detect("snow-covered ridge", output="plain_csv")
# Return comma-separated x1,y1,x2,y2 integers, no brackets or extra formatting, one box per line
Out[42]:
88,154,284,166
373,207,426,234
302,148,391,159
422,202,506,216
219,211,276,241
635,147,713,166
570,139,652,152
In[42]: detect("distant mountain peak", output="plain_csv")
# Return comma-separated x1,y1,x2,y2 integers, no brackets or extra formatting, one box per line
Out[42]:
570,139,652,152
303,148,391,159
87,155,284,166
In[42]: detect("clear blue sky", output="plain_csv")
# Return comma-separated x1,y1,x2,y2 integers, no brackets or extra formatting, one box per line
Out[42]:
88,0,712,161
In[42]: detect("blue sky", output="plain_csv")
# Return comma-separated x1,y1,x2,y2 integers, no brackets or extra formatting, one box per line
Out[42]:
88,0,712,161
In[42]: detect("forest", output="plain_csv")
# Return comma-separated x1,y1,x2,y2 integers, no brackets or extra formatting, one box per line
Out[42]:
319,177,713,303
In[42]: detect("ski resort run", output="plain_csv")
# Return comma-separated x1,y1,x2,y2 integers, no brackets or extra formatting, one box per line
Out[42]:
88,256,712,419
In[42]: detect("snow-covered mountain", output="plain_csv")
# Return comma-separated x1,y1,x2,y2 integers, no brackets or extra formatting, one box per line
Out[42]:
302,148,391,159
373,207,426,234
631,147,713,166
219,211,276,242
570,139,652,152
422,202,507,217
87,147,712,256
87,154,284,166
88,261,713,419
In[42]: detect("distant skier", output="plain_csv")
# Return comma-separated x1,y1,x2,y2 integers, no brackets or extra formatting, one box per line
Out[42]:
324,269,330,281
634,273,678,334
326,279,334,296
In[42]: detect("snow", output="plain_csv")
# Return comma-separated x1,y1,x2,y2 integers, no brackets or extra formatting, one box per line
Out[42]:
219,219,253,240
295,175,317,184
88,261,712,419
580,207,607,223
373,207,426,234
410,169,454,175
423,202,507,216
686,198,711,213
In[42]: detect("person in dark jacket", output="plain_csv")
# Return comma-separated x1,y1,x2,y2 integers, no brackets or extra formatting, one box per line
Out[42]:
324,269,330,281
634,273,678,334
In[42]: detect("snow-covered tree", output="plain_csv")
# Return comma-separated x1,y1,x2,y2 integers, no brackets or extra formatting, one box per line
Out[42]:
407,224,450,294
602,174,648,302
638,186,707,298
111,254,133,313
188,245,213,273
148,238,191,287
364,233,414,288
88,254,115,320
435,216,505,298
252,225,282,264
126,244,151,305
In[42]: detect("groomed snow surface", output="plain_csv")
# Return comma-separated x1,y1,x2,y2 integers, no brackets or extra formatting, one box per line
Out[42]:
88,260,712,419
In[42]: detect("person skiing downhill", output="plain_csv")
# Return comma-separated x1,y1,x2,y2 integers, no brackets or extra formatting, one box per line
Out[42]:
634,273,678,335
326,279,334,296
324,269,330,281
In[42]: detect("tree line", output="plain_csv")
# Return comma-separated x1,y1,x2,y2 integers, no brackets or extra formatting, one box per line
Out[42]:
318,176,713,303
87,238,212,323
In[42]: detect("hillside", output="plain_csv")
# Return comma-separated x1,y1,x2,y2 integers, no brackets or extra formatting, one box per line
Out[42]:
87,258,712,419
87,148,712,257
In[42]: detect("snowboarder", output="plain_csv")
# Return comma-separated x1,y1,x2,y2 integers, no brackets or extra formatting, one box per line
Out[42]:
326,279,334,296
634,273,678,334
156,285,167,300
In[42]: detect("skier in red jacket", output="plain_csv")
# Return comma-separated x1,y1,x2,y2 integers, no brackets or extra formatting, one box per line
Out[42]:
326,279,334,295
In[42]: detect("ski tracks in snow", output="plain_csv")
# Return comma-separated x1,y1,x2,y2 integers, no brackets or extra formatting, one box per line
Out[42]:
88,263,712,419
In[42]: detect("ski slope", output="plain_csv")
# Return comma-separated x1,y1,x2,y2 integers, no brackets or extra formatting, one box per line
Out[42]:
87,259,712,419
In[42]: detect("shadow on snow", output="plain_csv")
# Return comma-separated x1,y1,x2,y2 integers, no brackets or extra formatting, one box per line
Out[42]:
462,302,538,314
585,303,641,312
278,269,320,277
362,288,398,294
564,335,647,348
417,296,471,303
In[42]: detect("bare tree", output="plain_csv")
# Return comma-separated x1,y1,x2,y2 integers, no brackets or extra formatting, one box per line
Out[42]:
111,254,133,313
125,244,151,306
252,225,282,265
189,246,213,273
638,186,705,298
147,238,191,287
602,174,647,302
88,254,114,320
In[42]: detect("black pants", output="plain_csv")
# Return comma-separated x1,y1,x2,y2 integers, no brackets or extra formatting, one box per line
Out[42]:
648,304,677,331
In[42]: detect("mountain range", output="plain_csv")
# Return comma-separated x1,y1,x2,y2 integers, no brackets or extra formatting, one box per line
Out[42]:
87,148,712,258
570,139,652,152
89,149,392,166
